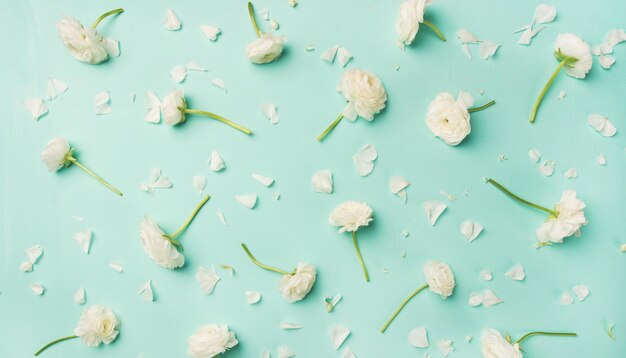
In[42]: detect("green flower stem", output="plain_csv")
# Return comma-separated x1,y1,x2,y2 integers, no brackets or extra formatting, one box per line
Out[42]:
380,283,428,333
91,8,124,29
183,109,252,135
468,100,496,113
422,20,446,42
530,60,566,124
486,179,557,217
34,335,78,356
65,155,122,196
169,195,210,240
247,2,261,38
352,231,369,282
317,113,343,142
241,243,292,275
516,331,577,345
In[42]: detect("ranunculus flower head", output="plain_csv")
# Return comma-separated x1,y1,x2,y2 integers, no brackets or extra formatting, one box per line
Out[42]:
245,33,285,64
41,137,71,171
278,263,317,302
56,16,118,64
396,0,432,48
425,91,474,146
554,33,592,79
73,305,119,347
329,201,373,233
423,260,455,298
139,216,184,269
536,190,587,243
187,324,238,358
339,69,387,122
161,90,187,125
482,329,523,358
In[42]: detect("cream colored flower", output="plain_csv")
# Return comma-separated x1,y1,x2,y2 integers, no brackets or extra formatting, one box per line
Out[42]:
139,216,184,269
329,201,373,233
536,190,587,243
161,90,187,125
424,260,455,298
187,324,238,358
340,69,387,121
73,305,119,347
555,33,592,79
396,0,431,48
246,33,285,64
278,263,317,302
41,137,71,171
425,92,473,146
482,329,522,358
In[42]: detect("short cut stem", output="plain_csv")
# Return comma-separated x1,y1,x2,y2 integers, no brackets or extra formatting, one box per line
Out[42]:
352,231,369,282
241,243,292,275
486,179,557,217
247,2,261,37
317,114,343,142
530,60,566,124
422,20,446,42
66,156,122,196
380,283,429,333
516,331,577,345
468,100,496,113
92,8,124,28
169,195,210,239
184,109,252,135
34,335,78,356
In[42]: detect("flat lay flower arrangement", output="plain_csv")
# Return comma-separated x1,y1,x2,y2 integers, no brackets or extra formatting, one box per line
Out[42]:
2,0,626,357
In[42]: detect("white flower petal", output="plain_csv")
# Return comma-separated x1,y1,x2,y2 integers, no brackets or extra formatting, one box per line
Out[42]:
144,91,161,123
24,98,48,120
74,287,86,305
246,291,261,304
136,280,154,302
93,91,112,115
479,41,500,59
261,350,271,358
561,291,574,305
353,144,377,176
235,194,257,209
270,19,279,30
597,154,607,166
483,289,503,307
518,27,534,45
170,65,187,83
564,167,578,179
539,160,555,176
260,103,279,124
193,175,207,195
533,4,557,24
201,25,221,41
164,8,181,31
142,168,172,193
31,283,45,295
185,61,207,72
312,170,333,193
457,29,479,43
209,150,225,171
481,270,493,281
341,347,355,358
259,8,269,20
423,200,446,226
436,339,454,357
321,45,339,63
606,29,626,47
469,292,483,307
109,262,123,273
278,345,295,358
557,90,567,101
389,176,411,194
280,322,303,330
211,79,227,92
505,264,526,281
73,230,92,254
20,261,33,272
25,245,43,264
587,114,617,137
573,285,589,301
252,173,274,187
216,210,228,225
356,143,379,160
337,47,353,67
45,78,69,100
196,265,220,295
528,149,541,162
329,325,350,350
462,43,472,59
408,327,429,348
460,220,484,242
599,55,616,69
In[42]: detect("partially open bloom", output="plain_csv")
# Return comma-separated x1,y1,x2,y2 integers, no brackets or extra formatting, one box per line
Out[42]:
481,329,522,358
187,324,238,358
329,201,373,233
56,9,124,64
396,0,445,49
536,190,587,243
246,2,285,64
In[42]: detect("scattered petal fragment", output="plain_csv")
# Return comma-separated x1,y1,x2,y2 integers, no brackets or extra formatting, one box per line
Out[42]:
235,195,257,209
216,210,227,226
483,289,502,307
278,345,295,358
480,270,493,281
408,327,429,348
280,322,303,330
337,47,352,67
246,291,261,304
389,176,411,202
109,262,123,273
145,91,161,123
73,230,92,254
479,41,500,60
460,220,483,242
353,144,377,177
20,261,33,272
312,170,333,193
436,339,454,357
93,91,112,115
193,175,207,195
209,150,225,172
587,114,617,137
561,291,574,305
260,103,279,124
321,46,339,63
528,149,541,162
329,325,350,350
137,280,154,302
186,61,207,72
45,78,69,100
74,287,86,305
31,283,45,295
469,292,483,307
252,173,275,187
24,98,48,121
424,200,446,226
534,4,557,24
201,25,221,41
211,79,227,92
196,265,220,295
25,245,43,264
140,168,172,193
341,347,355,358
573,285,589,301
505,265,525,281
325,294,342,312
597,154,607,166
170,65,187,83
564,168,578,179
539,160,555,176
164,8,181,31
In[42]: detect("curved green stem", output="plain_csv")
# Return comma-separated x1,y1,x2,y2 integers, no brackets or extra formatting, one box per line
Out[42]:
352,232,369,282
34,335,78,356
422,20,446,42
516,331,577,345
91,8,124,29
486,179,557,217
169,195,210,239
468,100,496,113
66,155,122,196
317,114,343,142
530,60,565,124
380,283,428,333
241,243,292,275
184,109,252,135
247,2,261,37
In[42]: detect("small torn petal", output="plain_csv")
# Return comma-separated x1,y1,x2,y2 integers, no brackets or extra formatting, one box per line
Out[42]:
561,291,574,305
185,61,205,72
20,261,33,273
408,327,429,348
109,262,123,273
312,170,333,193
280,322,303,330
31,283,45,295
216,210,227,225
573,285,589,301
45,78,69,101
196,265,220,295
337,47,352,67
252,173,275,187
261,350,271,358
557,90,567,101
564,168,578,179
389,176,410,194
528,149,541,162
321,46,339,63
341,347,355,358
278,345,296,358
534,4,557,24
93,91,112,115
201,25,221,41
481,270,493,281
353,144,377,177
141,168,172,194
136,280,154,302
483,289,502,307
505,265,526,281
539,160,555,176
423,200,446,226
211,79,227,93
259,8,270,21
325,294,342,312
74,287,86,305
457,29,479,43
518,27,534,45
235,194,257,209
246,291,261,304
436,340,454,357
598,55,616,69
606,29,626,47
193,175,207,195
209,150,226,172
170,65,187,83
270,20,280,30
460,220,483,242
479,41,500,60
24,98,48,121
73,230,92,254
164,8,181,31
25,245,43,264
260,103,279,124
597,154,607,166
329,325,350,350
587,114,617,137
469,292,483,307
145,91,161,123
289,0,298,7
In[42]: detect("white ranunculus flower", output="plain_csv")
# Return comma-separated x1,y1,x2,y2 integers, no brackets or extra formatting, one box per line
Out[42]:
56,16,117,64
246,33,285,64
187,324,238,358
425,92,474,146
482,329,523,358
396,0,431,48
161,90,187,125
278,263,317,302
555,33,592,79
536,190,587,243
41,137,71,171
329,201,373,233
139,216,184,269
73,305,119,347
423,260,455,298
339,69,387,122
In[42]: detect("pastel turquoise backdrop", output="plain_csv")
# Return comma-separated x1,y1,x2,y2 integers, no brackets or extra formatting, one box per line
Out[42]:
1,0,625,357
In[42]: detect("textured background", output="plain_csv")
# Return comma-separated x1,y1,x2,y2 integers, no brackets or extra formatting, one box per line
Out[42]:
1,0,625,357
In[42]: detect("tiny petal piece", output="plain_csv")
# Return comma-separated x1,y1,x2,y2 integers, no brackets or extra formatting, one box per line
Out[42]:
539,160,555,176
337,47,352,67
597,154,607,166
164,9,181,31
145,91,161,123
73,230,92,254
278,345,296,358
25,245,44,264
260,103,280,124
209,150,225,172
211,79,227,92
109,262,123,273
216,210,227,226
201,25,221,41
564,168,578,179
481,270,493,281
505,265,526,281
528,149,541,162
246,291,261,304
561,291,574,305
482,289,502,307
93,91,112,115
329,325,350,350
469,292,483,307
136,280,154,302
193,175,207,195
280,322,302,330
389,176,411,202
186,61,207,72
24,98,48,121
45,78,69,100
423,200,446,226
20,261,33,272
170,65,187,83
408,327,429,348
312,170,333,193
74,287,86,305
321,46,339,63
479,41,500,60
31,283,45,295
353,144,377,176
460,220,483,242
573,285,589,301
252,173,275,187
587,114,617,137
235,195,257,209
436,339,454,357
534,4,557,24
196,265,221,295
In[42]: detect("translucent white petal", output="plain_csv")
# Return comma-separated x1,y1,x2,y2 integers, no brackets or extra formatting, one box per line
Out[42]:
436,339,454,357
341,347,355,358
469,292,483,307
170,65,187,83
329,325,350,350
505,264,526,281
483,289,502,307
356,143,379,162
423,200,446,226
353,144,377,176
518,27,533,45
164,8,181,30
557,90,567,101
30,283,45,295
20,261,33,272
252,173,274,187
216,210,227,225
528,149,541,162
353,155,374,177
606,29,626,47
564,167,578,179
74,287,86,305
73,230,92,254
260,103,279,124
539,160,555,176
480,270,493,281
144,91,161,123
186,61,207,72
599,55,616,69
25,245,43,264
196,265,220,295
321,46,339,63
462,43,472,59
337,47,352,67
45,78,69,100
211,79,227,92
597,154,607,166
136,280,154,302
389,176,411,194
193,175,207,195
109,262,123,273
479,41,500,60
533,4,557,24
561,291,574,305
200,25,221,41
587,114,617,137
235,194,257,209
312,170,333,193
460,220,483,242
573,285,589,301
456,29,479,43
259,8,269,20
280,322,303,330
270,20,279,30
408,327,429,348
245,291,261,304
278,345,296,358
24,98,48,120
209,150,225,171
93,91,112,115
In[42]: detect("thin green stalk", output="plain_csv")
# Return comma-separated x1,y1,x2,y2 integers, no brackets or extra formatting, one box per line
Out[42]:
468,100,496,113
66,156,122,196
92,8,124,28
486,179,557,217
516,331,577,345
422,20,446,42
241,243,292,275
317,114,343,142
169,195,210,239
352,231,369,282
530,60,566,124
380,283,428,333
247,2,261,37
34,335,78,356
183,109,252,135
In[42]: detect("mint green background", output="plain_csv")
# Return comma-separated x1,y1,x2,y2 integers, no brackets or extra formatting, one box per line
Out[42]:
1,0,625,357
